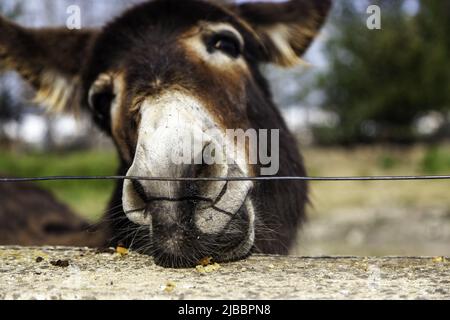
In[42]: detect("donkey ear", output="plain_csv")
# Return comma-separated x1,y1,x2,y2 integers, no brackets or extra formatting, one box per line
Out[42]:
234,0,332,67
0,16,97,112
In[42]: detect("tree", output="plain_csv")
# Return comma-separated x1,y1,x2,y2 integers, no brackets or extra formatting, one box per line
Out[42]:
310,0,450,145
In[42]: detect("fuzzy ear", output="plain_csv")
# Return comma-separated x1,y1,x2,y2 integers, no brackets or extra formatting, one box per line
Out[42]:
233,0,332,67
0,16,97,112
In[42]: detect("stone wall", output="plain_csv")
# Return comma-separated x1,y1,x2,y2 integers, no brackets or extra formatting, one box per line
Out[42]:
0,247,448,300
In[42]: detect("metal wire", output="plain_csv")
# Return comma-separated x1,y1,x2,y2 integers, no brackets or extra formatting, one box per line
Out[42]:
1,175,450,183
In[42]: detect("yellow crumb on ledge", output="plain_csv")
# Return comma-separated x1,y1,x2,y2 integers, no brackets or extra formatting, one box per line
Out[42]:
116,246,129,256
195,263,221,274
164,281,176,293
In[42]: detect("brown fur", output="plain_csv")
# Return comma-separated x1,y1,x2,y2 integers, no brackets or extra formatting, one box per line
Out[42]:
0,182,106,247
0,0,332,264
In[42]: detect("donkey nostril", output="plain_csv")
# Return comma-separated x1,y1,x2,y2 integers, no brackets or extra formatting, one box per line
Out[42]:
193,162,212,178
131,180,148,202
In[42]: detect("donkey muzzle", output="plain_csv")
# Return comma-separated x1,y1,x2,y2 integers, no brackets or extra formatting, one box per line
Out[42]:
120,92,255,266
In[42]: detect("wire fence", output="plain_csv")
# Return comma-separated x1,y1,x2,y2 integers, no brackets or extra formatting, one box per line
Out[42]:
1,175,450,183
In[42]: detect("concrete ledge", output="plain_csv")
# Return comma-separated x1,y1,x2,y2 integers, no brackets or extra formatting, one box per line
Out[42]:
0,247,449,300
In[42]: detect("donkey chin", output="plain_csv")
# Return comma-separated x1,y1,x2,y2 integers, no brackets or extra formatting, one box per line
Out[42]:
122,165,255,268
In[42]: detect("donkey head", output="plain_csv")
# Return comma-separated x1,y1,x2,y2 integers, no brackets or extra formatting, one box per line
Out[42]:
0,0,331,267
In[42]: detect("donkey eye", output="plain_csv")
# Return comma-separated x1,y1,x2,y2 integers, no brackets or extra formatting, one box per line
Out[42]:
206,32,242,59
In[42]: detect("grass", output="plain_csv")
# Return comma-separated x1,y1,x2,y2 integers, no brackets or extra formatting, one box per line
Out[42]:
421,146,450,174
303,144,450,216
1,144,449,220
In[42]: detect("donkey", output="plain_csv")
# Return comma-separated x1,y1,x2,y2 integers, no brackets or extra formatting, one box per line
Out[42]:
0,0,331,267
